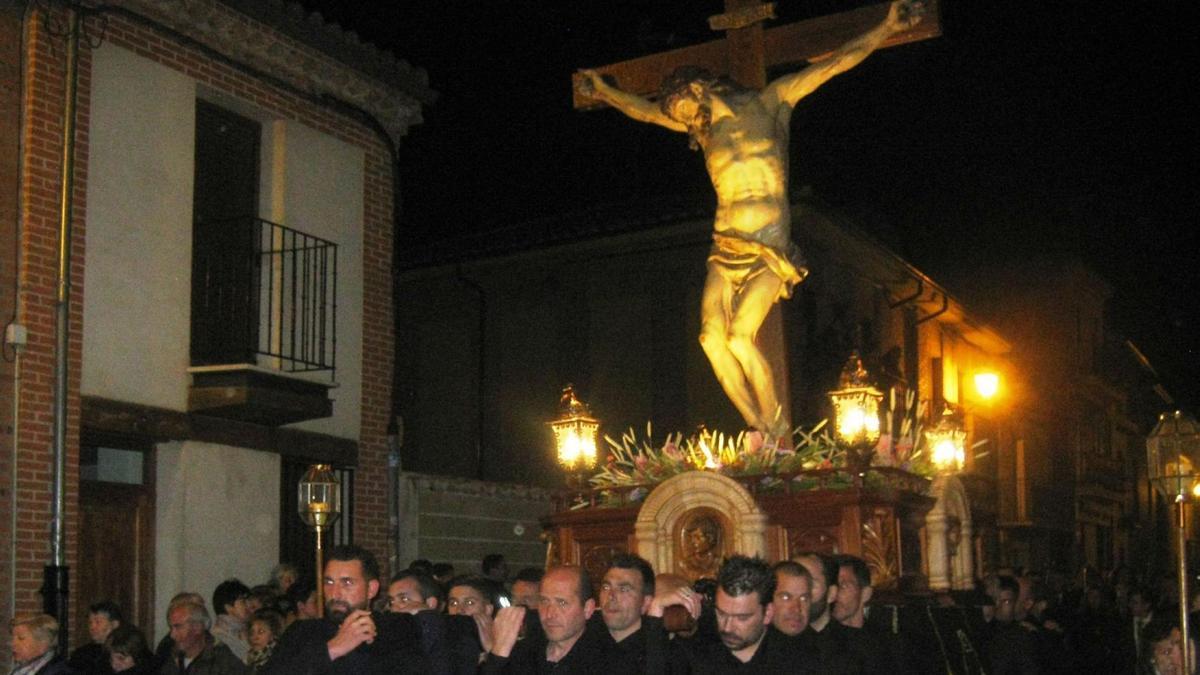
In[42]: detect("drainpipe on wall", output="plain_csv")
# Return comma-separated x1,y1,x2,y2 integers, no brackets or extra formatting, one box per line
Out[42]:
45,5,80,654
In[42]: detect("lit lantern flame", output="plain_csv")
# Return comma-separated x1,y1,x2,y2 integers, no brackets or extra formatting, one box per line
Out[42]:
926,406,966,474
828,353,883,448
550,385,600,473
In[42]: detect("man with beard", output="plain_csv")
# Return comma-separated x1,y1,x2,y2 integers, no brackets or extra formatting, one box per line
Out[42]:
676,555,817,673
263,544,437,674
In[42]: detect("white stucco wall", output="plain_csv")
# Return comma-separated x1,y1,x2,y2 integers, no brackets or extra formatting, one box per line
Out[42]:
81,44,195,409
269,121,364,440
154,441,280,639
82,45,364,438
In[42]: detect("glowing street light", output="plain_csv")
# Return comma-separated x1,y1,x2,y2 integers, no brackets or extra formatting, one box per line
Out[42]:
550,384,600,484
974,372,1000,401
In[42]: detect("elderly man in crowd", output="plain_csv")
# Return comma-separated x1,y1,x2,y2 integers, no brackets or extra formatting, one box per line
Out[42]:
10,614,69,675
161,602,248,675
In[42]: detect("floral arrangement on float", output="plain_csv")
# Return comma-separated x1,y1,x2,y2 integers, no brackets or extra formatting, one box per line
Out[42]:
574,387,941,509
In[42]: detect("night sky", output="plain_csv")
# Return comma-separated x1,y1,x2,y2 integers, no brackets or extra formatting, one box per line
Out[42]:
299,0,1198,407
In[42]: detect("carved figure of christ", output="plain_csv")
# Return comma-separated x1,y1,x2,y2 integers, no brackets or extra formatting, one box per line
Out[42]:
575,0,937,439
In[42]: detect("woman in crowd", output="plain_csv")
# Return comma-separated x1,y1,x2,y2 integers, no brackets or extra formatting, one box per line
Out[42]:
9,614,68,675
245,608,284,673
105,624,155,674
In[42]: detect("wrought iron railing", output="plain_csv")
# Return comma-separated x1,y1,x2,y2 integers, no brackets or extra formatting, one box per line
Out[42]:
191,216,337,375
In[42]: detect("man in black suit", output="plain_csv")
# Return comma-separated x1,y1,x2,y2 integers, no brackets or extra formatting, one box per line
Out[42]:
483,564,638,674
263,544,443,675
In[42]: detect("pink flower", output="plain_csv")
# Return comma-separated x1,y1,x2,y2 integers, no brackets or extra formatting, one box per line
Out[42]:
746,431,764,454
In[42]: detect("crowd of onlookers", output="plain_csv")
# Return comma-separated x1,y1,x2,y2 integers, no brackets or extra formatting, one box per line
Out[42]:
8,551,1200,674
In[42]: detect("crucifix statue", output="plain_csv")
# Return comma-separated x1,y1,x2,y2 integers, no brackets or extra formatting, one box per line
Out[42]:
575,0,937,439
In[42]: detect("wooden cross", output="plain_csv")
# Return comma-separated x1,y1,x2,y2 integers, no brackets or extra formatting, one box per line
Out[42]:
572,0,940,108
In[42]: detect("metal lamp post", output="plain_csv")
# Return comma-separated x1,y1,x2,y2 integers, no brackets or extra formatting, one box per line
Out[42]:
549,384,600,487
829,352,883,484
1146,410,1200,673
298,464,342,615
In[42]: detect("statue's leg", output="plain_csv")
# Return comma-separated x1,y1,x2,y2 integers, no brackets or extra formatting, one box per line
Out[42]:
698,264,765,430
725,272,787,437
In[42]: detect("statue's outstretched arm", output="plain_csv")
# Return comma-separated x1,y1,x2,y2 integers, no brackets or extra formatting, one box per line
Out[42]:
576,69,687,133
766,0,923,107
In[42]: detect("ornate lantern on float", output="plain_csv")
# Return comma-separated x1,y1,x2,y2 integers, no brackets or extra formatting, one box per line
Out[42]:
1146,410,1200,673
549,384,600,486
926,405,966,474
298,464,341,614
828,352,883,482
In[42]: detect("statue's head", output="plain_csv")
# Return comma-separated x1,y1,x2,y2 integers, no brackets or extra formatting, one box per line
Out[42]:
659,66,740,149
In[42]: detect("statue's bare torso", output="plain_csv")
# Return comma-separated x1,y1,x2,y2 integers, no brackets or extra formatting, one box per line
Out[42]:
701,95,792,250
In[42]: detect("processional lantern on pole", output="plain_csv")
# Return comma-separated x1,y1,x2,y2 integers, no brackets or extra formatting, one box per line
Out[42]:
828,352,883,484
1146,410,1200,673
298,464,342,615
550,384,600,487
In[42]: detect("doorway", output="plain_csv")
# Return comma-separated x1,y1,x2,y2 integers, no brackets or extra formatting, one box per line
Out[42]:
76,442,155,643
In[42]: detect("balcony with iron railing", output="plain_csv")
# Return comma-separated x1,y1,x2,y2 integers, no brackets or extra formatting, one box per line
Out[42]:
188,216,338,425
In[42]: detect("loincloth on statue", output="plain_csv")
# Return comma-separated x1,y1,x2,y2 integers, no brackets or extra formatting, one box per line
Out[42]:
707,233,809,300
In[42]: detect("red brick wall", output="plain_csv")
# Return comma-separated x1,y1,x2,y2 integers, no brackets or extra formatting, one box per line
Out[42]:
11,6,89,630
8,0,399,637
0,0,24,633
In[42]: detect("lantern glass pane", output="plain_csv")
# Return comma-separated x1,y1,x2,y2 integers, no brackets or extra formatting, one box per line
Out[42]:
553,418,598,472
1146,411,1200,501
832,388,882,446
298,464,341,527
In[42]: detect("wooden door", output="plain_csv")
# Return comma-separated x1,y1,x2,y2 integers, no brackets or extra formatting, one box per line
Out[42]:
77,480,155,642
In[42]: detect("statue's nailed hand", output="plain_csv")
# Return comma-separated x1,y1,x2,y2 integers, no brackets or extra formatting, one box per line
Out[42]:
886,0,925,33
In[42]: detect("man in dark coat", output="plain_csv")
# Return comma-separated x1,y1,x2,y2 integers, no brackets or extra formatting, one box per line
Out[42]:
159,602,248,675
674,555,819,674
262,544,438,675
482,564,638,674
68,600,122,675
